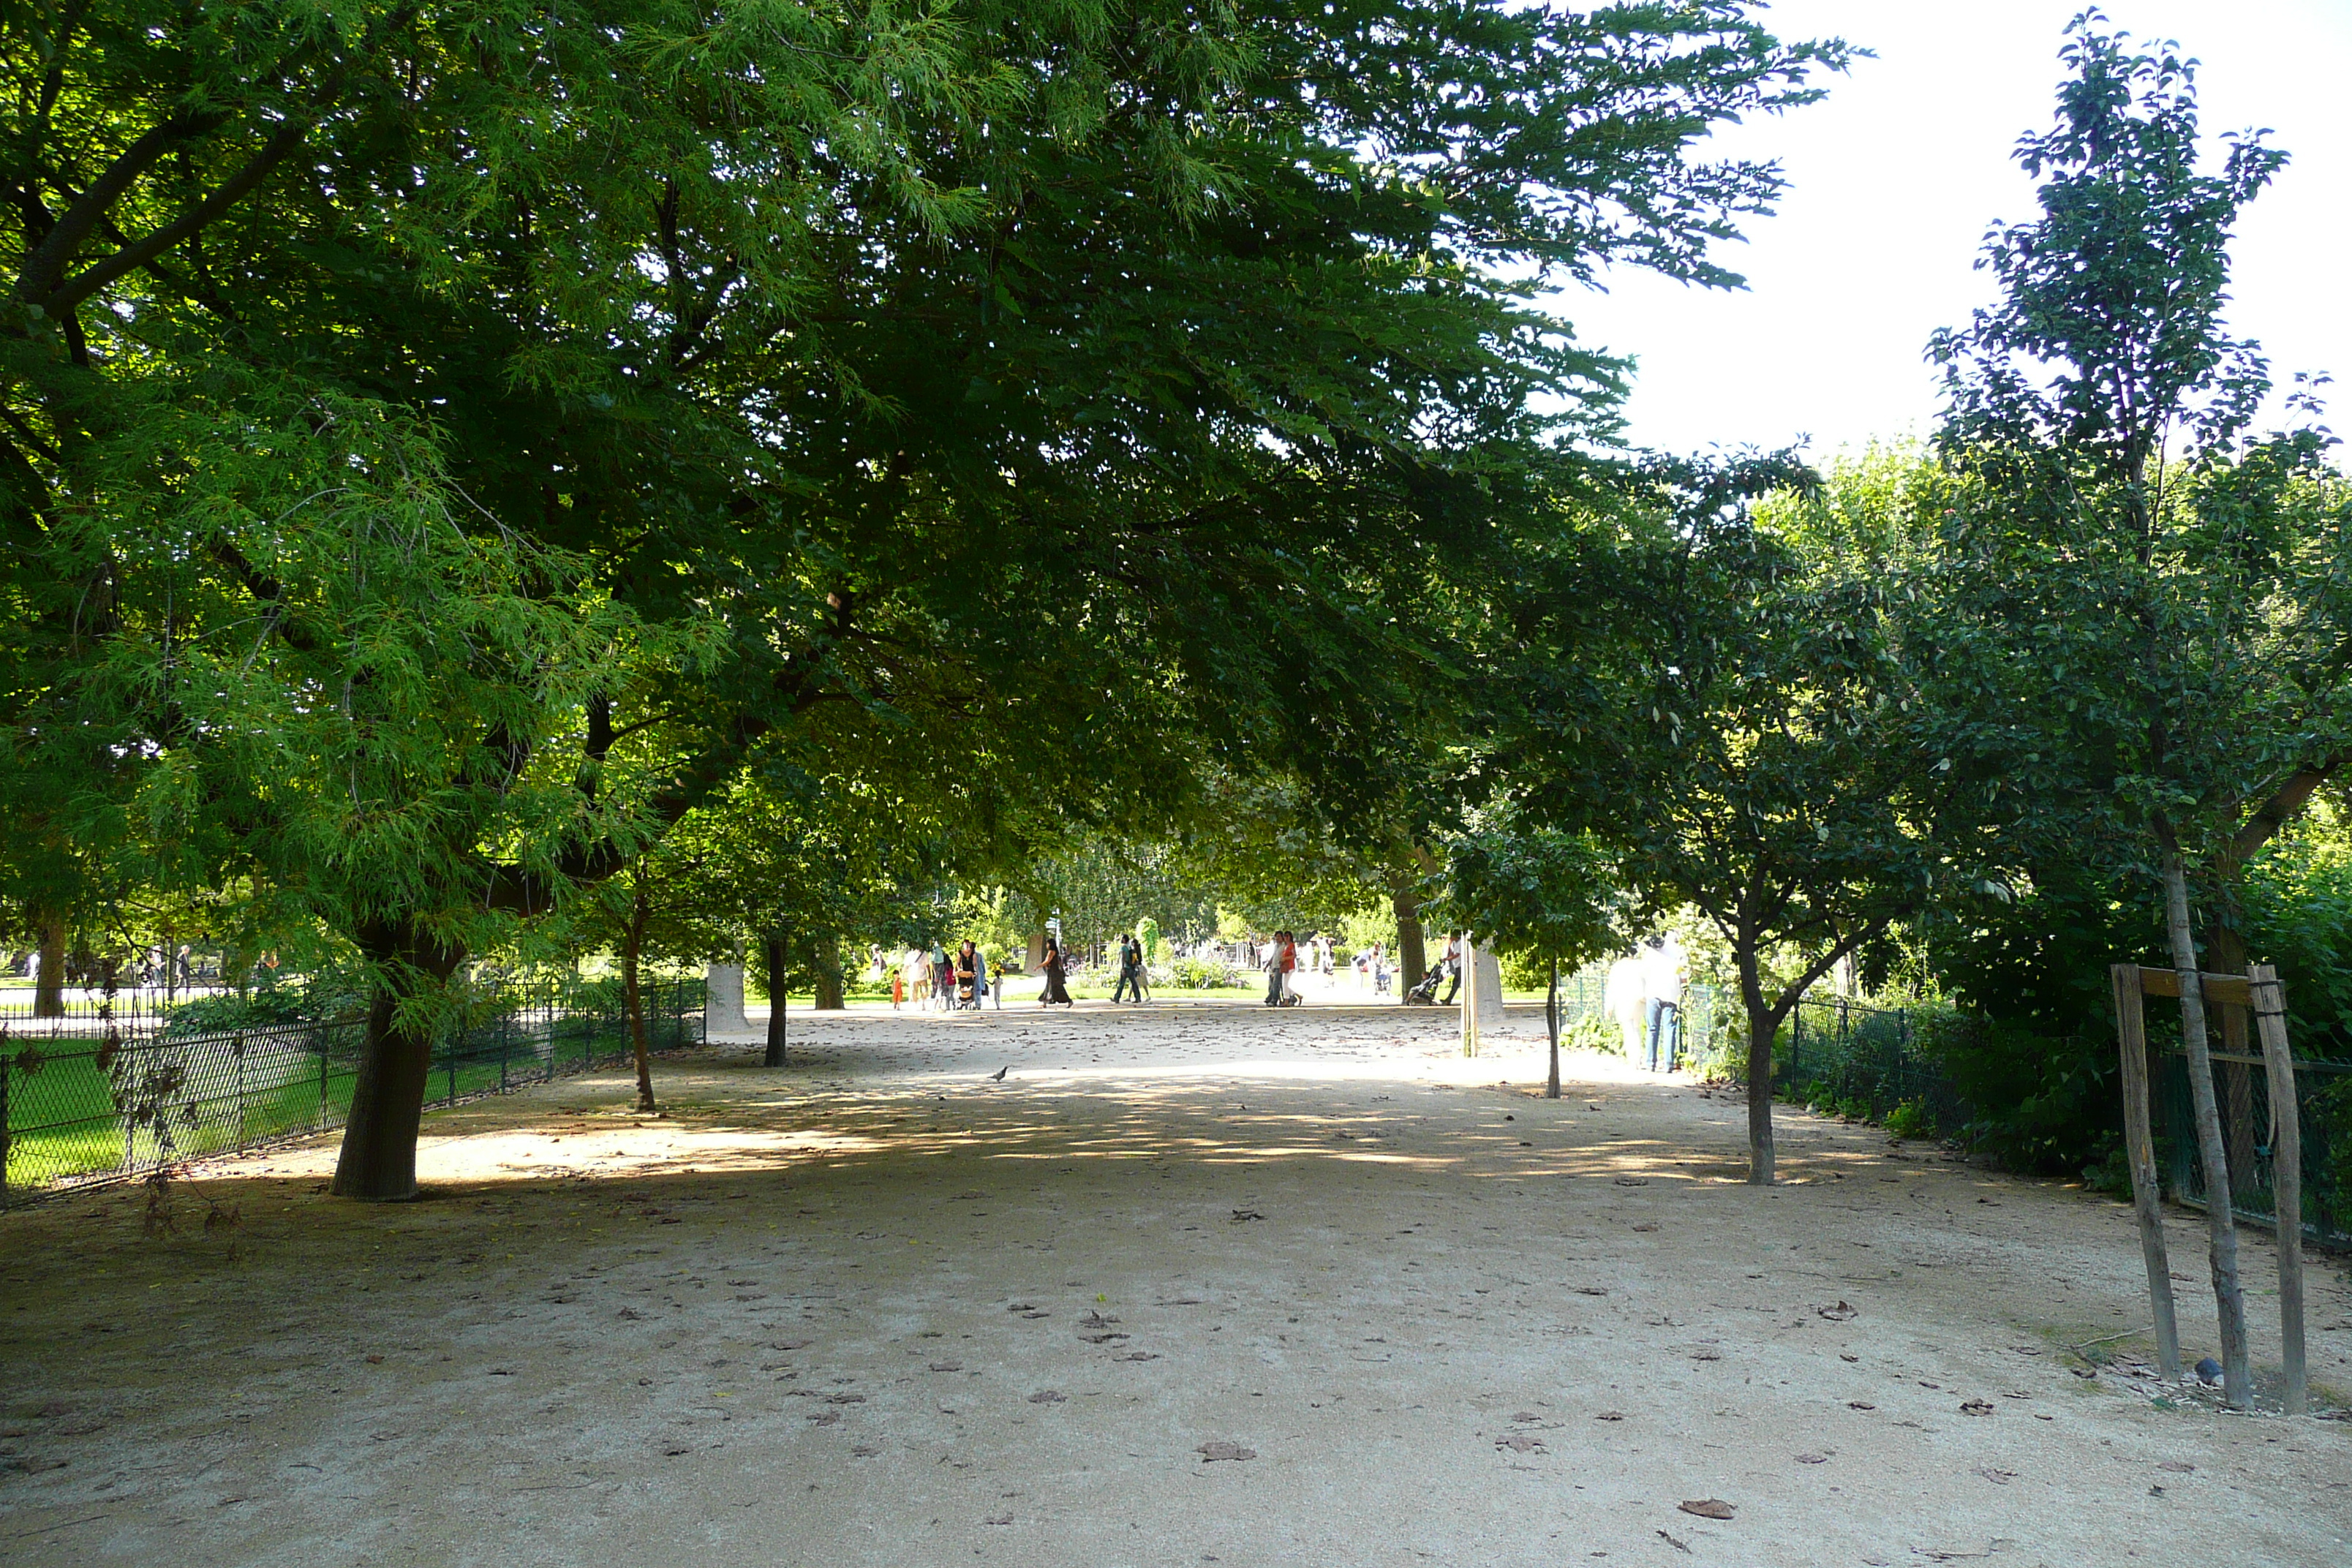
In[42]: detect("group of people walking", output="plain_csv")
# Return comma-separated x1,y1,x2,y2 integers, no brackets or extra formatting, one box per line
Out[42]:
891,940,997,1011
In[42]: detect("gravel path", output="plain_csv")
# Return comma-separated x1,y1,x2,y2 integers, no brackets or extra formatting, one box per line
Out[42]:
3,1001,2346,1566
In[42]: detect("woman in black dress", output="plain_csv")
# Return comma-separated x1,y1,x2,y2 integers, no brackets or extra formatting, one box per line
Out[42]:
1038,937,1073,1007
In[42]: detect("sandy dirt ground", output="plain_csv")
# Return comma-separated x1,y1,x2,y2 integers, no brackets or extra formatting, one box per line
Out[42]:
3,1000,2348,1567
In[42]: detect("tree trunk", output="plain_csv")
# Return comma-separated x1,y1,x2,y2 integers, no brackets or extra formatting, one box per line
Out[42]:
623,878,655,1113
1545,957,1561,1100
1738,943,1776,1185
814,934,845,1011
31,912,64,1019
1390,875,1425,993
762,932,788,1068
331,925,467,1200
2159,844,2250,1406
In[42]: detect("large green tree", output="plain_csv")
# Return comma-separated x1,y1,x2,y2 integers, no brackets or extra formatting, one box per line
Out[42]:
3,1,1850,1198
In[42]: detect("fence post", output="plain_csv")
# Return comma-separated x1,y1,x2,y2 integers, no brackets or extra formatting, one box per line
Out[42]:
319,1036,331,1128
445,1036,457,1106
235,1033,248,1152
499,1011,510,1094
2111,963,2182,1382
2248,964,2305,1416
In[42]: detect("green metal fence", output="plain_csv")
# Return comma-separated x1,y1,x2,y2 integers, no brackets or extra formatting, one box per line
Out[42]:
1779,995,1972,1134
2157,1047,2352,1251
0,978,704,1201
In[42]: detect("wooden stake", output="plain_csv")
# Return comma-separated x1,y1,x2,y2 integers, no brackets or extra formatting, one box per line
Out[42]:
2248,964,2306,1416
2111,963,2181,1381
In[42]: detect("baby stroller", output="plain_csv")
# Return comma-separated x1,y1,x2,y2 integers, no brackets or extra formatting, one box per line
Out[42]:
1402,963,1447,1006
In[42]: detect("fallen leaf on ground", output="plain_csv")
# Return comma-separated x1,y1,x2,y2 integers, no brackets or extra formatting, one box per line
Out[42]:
1595,1411,1625,1421
1230,1210,1264,1223
1496,1434,1544,1452
1575,1286,1608,1297
1959,1399,1994,1416
928,1362,962,1373
1028,1390,1067,1404
1818,1301,1858,1321
1632,1222,1659,1232
1510,1411,1541,1422
1678,1499,1735,1520
1656,1529,1691,1553
1613,1177,1648,1187
2157,1460,2195,1473
1795,1452,1828,1463
1976,1468,2016,1484
1197,1441,1256,1462
1847,1401,1875,1411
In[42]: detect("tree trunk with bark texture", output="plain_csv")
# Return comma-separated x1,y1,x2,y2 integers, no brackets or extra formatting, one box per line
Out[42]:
814,934,845,1010
2159,843,2251,1406
32,913,64,1019
1390,877,1425,995
623,880,655,1113
762,932,788,1068
1545,957,1561,1099
1738,941,1777,1186
330,924,467,1200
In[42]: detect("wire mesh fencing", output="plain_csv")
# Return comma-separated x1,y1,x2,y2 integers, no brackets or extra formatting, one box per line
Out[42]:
0,977,704,1202
1778,995,1971,1136
2158,1047,2352,1250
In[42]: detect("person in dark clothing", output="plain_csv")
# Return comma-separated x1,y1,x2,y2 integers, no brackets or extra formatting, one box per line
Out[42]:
1437,932,1463,1006
1112,934,1144,1004
1037,938,1073,1007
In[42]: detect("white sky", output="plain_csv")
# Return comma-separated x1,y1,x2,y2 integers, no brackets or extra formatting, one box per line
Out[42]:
1555,0,2352,460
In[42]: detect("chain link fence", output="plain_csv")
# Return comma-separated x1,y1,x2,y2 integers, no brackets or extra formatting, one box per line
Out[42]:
0,977,704,1202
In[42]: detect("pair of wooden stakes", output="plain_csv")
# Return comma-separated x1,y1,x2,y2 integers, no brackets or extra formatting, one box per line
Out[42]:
2111,962,2307,1414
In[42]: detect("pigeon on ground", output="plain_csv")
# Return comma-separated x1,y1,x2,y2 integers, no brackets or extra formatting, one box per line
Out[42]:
990,1066,1009,1082
2195,1357,2223,1385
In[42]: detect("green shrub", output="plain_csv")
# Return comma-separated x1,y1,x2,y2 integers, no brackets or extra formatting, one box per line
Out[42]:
1560,1008,1621,1055
1910,1002,2119,1173
1885,1099,1939,1140
1172,956,1235,990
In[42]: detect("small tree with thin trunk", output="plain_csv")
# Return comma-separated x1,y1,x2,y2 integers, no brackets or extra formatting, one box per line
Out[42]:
1498,456,1986,1183
1436,808,1620,1098
1926,18,2352,1409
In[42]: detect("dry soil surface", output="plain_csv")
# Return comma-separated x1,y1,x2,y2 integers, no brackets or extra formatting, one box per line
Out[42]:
3,1001,2348,1568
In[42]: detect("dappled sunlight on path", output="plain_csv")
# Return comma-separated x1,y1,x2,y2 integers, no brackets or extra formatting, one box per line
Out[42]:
2,1005,2345,1567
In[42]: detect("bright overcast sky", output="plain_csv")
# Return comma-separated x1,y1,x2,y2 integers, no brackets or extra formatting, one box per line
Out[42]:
1555,0,2352,461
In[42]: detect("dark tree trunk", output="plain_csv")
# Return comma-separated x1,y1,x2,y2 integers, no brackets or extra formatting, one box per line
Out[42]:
762,932,788,1068
331,924,467,1200
32,912,64,1019
1390,876,1425,992
814,934,845,1011
623,878,655,1113
1545,956,1561,1100
1738,942,1777,1186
